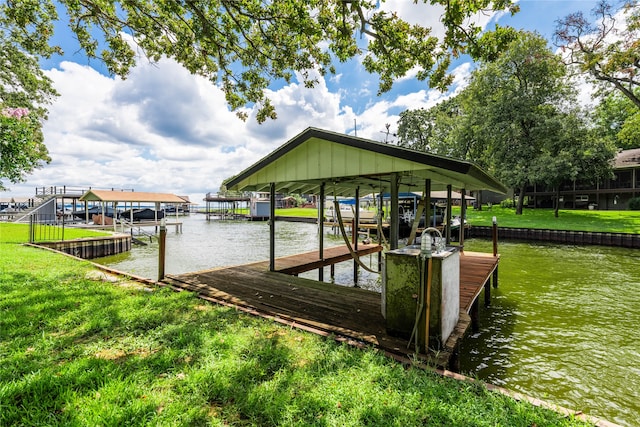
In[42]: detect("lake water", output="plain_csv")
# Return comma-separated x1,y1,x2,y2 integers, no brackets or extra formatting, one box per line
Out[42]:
97,215,382,290
97,214,639,427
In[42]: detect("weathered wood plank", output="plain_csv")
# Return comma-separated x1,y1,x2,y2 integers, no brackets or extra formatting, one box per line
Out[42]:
164,249,500,364
246,244,383,274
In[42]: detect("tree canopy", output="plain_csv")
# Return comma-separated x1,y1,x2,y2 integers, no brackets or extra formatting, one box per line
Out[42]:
593,90,640,149
1,0,518,122
0,0,524,190
397,31,616,216
0,36,57,190
554,0,640,107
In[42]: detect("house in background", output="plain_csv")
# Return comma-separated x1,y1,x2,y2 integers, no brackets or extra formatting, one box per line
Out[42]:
524,148,640,210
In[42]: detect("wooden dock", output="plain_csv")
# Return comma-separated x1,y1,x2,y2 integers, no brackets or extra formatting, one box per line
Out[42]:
459,251,500,313
246,244,383,275
163,248,499,367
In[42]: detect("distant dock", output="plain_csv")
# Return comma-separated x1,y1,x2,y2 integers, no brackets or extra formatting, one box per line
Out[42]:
203,193,250,220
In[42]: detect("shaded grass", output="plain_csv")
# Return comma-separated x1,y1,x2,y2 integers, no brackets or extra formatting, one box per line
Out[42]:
0,243,593,426
0,222,110,244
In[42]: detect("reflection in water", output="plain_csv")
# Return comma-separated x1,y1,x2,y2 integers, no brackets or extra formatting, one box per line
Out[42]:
98,215,381,289
460,239,640,427
97,217,639,426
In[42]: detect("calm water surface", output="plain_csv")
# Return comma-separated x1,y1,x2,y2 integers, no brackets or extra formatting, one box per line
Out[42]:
97,215,639,426
460,239,639,427
98,215,381,289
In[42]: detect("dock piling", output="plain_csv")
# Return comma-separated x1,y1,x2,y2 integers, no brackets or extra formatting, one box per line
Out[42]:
158,219,166,281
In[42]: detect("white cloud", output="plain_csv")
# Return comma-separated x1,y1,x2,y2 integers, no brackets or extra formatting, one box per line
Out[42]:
381,1,507,40
9,56,399,203
378,1,445,38
4,3,500,202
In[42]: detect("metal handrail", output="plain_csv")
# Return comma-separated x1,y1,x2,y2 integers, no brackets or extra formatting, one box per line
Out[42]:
34,186,135,196
117,218,156,242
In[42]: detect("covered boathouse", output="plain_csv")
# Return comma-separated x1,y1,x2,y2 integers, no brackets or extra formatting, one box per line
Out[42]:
164,127,508,368
79,189,187,230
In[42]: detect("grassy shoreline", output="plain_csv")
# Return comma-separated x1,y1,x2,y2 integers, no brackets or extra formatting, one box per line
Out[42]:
0,233,595,426
271,206,640,234
463,207,640,233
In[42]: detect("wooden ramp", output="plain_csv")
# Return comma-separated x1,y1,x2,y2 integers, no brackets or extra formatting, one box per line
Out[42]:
163,249,499,365
459,251,500,313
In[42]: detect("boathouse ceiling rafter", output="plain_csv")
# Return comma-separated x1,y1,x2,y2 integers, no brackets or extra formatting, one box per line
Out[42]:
225,127,507,196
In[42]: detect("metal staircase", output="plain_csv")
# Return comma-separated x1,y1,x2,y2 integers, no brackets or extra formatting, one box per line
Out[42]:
12,195,57,223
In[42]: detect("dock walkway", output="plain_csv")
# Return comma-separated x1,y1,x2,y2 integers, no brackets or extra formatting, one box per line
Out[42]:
247,244,383,275
163,248,499,366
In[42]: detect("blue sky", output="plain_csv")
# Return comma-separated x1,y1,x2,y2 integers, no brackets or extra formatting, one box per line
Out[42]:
5,0,605,204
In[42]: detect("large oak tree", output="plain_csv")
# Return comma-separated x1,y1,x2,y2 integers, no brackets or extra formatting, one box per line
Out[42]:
398,31,616,216
1,0,519,122
555,0,640,107
1,0,520,188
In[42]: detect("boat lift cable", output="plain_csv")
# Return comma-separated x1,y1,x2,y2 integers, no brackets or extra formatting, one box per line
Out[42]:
407,255,426,353
333,199,380,274
377,222,389,250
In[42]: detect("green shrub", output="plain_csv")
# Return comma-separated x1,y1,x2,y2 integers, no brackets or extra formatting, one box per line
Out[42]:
629,196,640,210
500,198,515,208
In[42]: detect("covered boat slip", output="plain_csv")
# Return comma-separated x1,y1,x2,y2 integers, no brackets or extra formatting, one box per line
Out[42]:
224,127,506,252
77,190,187,231
189,127,507,361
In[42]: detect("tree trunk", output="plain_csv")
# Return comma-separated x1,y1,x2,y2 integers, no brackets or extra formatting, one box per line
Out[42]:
554,186,560,218
515,184,526,215
476,190,483,211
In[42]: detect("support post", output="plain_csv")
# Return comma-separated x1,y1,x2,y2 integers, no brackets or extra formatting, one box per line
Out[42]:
158,219,166,281
377,192,384,271
470,299,479,333
319,183,325,282
492,216,499,288
269,182,276,272
424,179,431,230
113,202,118,231
446,185,452,244
354,187,360,286
484,280,491,307
460,189,466,251
492,216,498,256
351,219,356,244
390,173,399,250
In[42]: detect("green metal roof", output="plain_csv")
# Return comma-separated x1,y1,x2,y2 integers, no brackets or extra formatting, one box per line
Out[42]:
225,127,507,196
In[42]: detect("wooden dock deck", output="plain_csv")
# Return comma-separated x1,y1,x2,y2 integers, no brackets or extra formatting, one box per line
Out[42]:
247,244,383,275
163,248,499,366
459,251,500,313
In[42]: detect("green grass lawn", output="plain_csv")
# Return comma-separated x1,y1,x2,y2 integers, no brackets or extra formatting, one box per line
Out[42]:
0,239,591,426
0,222,111,243
275,207,319,218
272,206,640,233
462,207,640,234
274,206,640,234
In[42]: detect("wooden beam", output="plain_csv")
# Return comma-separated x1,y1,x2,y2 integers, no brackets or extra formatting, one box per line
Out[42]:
425,179,432,228
354,186,360,286
460,189,466,250
446,185,452,244
390,173,399,250
319,183,325,282
269,182,275,272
